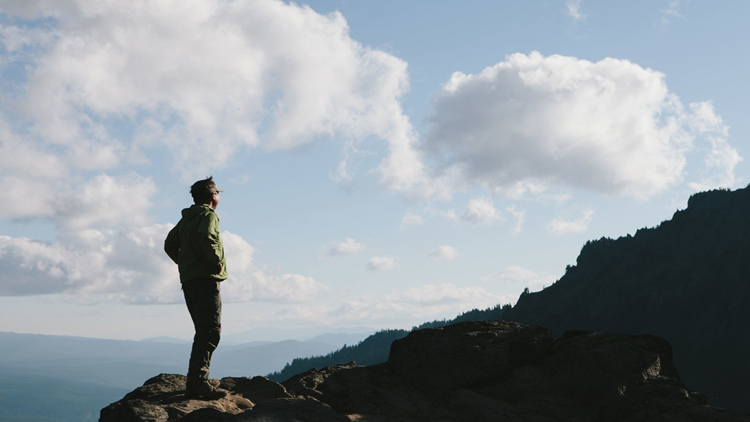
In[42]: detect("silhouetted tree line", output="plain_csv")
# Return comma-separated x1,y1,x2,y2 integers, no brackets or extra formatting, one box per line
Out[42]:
267,303,509,382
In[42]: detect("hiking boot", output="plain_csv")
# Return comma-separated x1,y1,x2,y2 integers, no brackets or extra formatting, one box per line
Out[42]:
186,379,228,400
186,377,221,389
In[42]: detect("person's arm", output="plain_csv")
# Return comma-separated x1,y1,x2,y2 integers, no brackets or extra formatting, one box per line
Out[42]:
198,212,224,272
164,223,181,264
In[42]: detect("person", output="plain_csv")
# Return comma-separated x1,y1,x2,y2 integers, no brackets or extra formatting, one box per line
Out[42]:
164,176,228,399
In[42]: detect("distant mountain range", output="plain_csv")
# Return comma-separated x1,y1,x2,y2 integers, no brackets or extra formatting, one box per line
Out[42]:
0,330,370,422
222,326,375,344
503,187,750,413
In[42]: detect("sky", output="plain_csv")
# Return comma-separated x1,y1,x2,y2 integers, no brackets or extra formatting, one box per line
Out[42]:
0,0,748,341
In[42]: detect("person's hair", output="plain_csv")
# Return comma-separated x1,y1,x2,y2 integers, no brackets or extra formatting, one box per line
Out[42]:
190,176,217,204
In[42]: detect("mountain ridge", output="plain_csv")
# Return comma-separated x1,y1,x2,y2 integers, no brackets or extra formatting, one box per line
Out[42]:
503,186,750,412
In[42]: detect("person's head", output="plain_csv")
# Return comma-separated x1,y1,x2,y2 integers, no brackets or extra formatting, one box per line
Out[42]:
190,176,224,209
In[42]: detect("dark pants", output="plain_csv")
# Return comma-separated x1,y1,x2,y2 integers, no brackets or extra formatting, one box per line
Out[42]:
182,279,222,382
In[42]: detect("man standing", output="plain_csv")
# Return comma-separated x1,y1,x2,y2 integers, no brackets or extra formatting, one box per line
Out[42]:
164,176,228,399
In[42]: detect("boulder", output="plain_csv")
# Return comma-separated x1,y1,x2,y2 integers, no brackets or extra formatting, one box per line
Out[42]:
388,320,552,393
100,374,254,422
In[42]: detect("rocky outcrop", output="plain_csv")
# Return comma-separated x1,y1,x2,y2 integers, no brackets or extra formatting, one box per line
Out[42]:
100,320,749,422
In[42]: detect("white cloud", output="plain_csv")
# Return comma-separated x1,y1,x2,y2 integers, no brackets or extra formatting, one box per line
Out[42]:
0,228,327,304
222,232,328,303
537,192,573,206
0,0,415,185
0,0,400,304
506,205,525,236
565,0,586,21
443,210,459,221
425,207,459,222
462,197,501,225
686,101,741,191
0,119,66,179
0,115,69,220
0,170,179,303
660,0,685,24
328,238,365,256
0,176,59,220
546,210,594,235
375,116,452,201
428,245,459,262
423,52,739,200
400,210,423,229
0,171,155,225
367,255,395,271
5,4,730,211
53,174,157,230
0,225,179,302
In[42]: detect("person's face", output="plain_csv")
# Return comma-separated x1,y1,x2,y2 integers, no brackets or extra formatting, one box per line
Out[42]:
210,191,220,210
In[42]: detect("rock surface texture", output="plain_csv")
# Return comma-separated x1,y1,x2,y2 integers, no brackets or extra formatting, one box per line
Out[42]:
100,320,749,422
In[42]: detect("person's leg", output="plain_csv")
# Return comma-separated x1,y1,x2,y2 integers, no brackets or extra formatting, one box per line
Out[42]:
183,280,222,386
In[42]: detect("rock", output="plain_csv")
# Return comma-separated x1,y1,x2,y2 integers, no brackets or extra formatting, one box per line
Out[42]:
388,320,552,394
283,362,436,419
238,398,350,422
101,321,750,422
100,374,254,422
219,376,293,403
100,399,169,422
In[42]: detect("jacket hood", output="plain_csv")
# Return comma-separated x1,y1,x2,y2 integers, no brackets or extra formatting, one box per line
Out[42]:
181,204,213,221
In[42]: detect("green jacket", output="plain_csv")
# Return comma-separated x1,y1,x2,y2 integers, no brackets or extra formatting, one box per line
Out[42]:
164,204,228,283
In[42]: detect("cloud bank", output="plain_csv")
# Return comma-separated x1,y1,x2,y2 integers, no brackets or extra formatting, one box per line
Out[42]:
0,0,415,179
0,171,324,304
0,3,741,311
422,51,739,199
0,227,326,304
0,0,412,303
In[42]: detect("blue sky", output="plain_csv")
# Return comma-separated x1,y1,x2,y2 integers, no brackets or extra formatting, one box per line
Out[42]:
0,0,747,340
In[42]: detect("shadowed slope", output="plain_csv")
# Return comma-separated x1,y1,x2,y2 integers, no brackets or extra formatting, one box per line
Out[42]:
503,186,750,412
